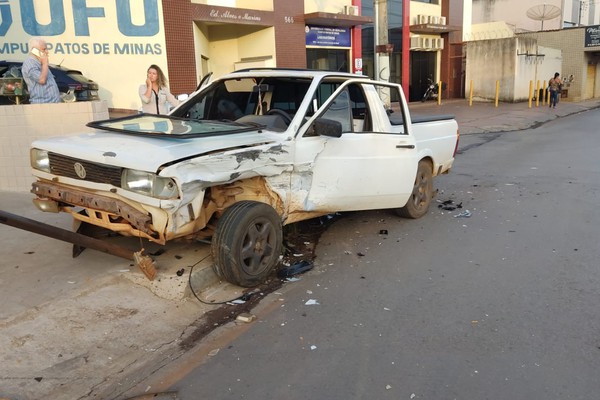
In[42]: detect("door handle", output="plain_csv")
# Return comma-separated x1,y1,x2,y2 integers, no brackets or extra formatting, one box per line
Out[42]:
396,144,415,149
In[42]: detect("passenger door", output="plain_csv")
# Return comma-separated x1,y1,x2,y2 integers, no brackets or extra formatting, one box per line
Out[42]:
291,80,418,213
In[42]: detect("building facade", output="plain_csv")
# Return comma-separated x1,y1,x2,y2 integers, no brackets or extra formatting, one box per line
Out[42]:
1,0,459,109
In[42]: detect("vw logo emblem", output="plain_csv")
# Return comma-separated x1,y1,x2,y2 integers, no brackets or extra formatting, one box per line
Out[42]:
74,162,87,179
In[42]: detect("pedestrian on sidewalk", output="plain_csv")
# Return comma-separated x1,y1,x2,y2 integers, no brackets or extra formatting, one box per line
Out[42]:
22,37,61,104
548,72,562,109
139,64,179,114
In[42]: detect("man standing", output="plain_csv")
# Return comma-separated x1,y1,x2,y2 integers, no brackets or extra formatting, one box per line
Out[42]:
22,37,60,104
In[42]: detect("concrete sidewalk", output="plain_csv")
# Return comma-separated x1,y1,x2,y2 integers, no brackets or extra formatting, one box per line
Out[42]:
408,97,600,135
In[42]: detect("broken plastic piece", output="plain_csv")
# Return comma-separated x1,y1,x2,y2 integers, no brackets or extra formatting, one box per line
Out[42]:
278,260,313,278
454,210,472,218
176,268,185,276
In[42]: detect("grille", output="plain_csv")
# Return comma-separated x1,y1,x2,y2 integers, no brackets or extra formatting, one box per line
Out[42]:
48,152,122,186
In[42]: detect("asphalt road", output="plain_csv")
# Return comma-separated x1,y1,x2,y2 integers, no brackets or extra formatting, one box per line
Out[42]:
122,109,600,399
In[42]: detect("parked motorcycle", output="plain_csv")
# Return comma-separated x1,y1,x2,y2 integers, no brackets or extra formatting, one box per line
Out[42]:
421,78,445,102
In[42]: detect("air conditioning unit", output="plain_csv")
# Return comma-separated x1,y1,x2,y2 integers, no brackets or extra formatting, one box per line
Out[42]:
417,14,429,24
344,5,359,16
437,37,445,50
410,36,424,50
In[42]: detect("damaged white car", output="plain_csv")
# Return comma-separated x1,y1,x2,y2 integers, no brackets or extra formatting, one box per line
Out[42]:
30,69,459,287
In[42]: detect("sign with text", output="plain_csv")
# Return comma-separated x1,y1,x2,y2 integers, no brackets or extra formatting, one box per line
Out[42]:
585,25,600,48
305,25,351,47
0,0,168,109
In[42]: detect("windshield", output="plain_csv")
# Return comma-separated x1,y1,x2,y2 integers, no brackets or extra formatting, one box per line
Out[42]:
88,75,314,138
172,76,312,122
87,114,259,138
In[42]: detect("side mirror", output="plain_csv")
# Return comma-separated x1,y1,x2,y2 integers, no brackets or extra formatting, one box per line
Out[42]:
313,118,342,138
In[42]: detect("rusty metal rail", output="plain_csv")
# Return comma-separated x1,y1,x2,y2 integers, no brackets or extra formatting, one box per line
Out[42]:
0,209,157,280
0,209,136,260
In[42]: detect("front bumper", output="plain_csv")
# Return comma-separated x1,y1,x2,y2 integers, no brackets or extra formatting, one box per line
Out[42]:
31,181,161,241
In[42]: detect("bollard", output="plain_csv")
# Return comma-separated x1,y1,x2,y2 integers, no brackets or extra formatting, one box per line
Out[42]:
469,80,473,106
528,80,533,108
495,80,499,107
438,80,442,105
542,80,546,105
536,80,540,107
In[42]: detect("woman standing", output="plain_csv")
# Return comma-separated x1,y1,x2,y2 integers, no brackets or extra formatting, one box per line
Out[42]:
139,64,179,114
548,72,562,109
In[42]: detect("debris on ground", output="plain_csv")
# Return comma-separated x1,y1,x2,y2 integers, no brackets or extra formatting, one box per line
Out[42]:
437,199,463,211
236,313,256,323
305,299,319,305
133,249,157,280
454,210,472,218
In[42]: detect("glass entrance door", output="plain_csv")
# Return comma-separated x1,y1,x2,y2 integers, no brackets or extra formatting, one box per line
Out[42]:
307,49,350,72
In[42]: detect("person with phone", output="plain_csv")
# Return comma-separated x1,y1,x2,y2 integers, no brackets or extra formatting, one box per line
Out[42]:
139,64,179,114
22,37,60,104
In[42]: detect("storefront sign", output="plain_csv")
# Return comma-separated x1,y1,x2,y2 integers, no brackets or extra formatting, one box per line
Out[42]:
208,8,263,23
584,25,600,48
305,26,351,47
0,0,162,55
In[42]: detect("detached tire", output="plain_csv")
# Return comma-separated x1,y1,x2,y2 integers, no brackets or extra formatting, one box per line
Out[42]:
397,160,433,219
211,201,283,287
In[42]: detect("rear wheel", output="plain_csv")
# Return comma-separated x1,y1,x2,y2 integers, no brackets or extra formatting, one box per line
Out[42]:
211,201,283,287
396,160,433,219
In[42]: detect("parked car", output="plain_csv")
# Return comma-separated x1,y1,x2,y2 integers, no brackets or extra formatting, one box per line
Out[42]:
0,60,99,105
29,69,459,287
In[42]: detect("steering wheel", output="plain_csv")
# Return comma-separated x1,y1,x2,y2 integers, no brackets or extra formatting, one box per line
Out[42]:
266,108,293,125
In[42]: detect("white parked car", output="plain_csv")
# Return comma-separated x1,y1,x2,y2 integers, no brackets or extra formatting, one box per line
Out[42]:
30,69,459,287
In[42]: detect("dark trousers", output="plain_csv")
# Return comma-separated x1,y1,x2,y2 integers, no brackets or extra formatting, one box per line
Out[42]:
549,90,559,107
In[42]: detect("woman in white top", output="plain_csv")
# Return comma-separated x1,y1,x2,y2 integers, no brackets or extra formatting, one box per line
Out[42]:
139,64,179,114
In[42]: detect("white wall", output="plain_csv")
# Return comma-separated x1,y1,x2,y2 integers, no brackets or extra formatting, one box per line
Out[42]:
472,0,563,32
2,1,168,110
466,37,562,102
0,102,109,192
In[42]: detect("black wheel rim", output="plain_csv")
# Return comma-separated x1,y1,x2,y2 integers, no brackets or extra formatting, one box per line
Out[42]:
239,217,278,275
410,170,430,211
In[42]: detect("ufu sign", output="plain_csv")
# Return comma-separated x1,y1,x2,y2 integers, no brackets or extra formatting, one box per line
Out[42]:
0,0,159,37
585,25,600,48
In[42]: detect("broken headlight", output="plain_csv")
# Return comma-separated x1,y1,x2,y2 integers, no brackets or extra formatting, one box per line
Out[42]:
31,148,50,173
121,169,179,199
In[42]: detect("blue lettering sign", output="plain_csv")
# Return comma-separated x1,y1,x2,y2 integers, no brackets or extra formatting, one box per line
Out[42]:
72,0,105,36
0,0,13,36
116,0,159,37
21,0,66,36
0,0,160,37
306,26,351,47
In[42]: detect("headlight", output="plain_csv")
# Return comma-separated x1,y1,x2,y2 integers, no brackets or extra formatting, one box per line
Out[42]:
121,169,179,199
31,148,50,173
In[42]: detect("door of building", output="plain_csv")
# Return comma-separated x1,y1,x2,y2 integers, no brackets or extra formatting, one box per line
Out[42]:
409,51,435,102
307,49,350,72
585,63,596,99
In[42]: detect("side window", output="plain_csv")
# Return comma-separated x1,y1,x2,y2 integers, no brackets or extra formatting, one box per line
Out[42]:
348,84,370,132
321,88,352,132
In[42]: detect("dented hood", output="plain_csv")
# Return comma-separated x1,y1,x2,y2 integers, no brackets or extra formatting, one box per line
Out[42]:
32,129,280,173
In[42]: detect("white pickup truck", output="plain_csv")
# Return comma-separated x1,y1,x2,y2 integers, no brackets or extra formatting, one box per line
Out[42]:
30,69,459,287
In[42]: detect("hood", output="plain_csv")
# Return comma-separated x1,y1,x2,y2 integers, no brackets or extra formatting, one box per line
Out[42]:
32,128,280,173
